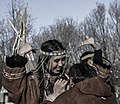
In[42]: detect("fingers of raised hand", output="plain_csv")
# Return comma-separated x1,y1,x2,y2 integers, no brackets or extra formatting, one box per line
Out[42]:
55,79,68,87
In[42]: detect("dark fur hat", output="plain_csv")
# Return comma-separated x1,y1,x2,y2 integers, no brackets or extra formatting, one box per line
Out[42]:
80,51,94,61
80,49,111,69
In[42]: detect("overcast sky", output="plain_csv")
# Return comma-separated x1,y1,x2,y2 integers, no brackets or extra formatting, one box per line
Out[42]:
0,0,114,30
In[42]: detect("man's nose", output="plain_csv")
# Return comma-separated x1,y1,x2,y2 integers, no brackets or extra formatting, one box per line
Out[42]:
58,60,63,66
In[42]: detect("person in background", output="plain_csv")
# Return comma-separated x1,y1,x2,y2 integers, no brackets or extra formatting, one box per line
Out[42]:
2,39,69,104
80,37,115,94
80,50,115,94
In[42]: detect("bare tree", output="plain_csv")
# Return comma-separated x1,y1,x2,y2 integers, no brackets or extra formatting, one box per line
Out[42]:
107,1,120,103
0,0,35,56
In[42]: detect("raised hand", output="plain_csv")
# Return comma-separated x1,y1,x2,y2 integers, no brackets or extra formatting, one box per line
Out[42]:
80,36,96,49
18,43,36,56
45,79,68,102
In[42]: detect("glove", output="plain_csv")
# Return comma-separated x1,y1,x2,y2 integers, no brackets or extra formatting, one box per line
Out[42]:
6,54,28,68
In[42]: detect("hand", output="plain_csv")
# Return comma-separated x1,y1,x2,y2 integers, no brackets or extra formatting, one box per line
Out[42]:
82,36,94,45
18,43,36,56
45,79,68,102
81,37,96,49
54,79,68,95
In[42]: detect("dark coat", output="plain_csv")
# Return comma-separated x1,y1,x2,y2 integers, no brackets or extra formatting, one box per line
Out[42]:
2,66,40,104
44,77,117,104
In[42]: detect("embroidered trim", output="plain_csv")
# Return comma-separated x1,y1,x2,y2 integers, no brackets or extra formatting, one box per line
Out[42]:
2,69,26,79
40,50,66,56
101,97,106,100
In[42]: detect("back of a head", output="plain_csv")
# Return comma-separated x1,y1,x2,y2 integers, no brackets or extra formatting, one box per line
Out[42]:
69,63,97,84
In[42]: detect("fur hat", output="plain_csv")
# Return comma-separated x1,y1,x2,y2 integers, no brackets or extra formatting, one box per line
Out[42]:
80,49,111,69
80,51,94,61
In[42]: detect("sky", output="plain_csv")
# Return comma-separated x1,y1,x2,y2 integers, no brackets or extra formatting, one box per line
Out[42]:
0,0,114,30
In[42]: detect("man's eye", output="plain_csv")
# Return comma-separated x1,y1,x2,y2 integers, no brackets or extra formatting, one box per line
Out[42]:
61,57,66,61
54,59,60,63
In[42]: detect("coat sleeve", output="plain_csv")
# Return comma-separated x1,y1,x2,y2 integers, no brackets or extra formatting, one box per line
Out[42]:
2,66,26,93
2,66,40,104
2,66,26,103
